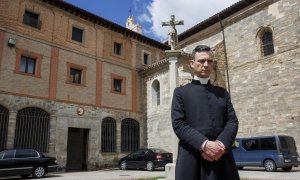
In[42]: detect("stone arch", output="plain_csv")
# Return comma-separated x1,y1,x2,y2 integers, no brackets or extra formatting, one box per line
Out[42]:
14,107,50,152
121,118,139,152
0,105,9,150
256,26,275,57
151,79,160,106
101,117,116,152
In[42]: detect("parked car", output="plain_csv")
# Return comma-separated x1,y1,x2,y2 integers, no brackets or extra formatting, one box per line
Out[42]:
232,135,300,172
0,149,58,178
119,148,172,171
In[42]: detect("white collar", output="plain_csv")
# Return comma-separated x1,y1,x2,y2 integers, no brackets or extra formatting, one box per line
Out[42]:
193,76,210,84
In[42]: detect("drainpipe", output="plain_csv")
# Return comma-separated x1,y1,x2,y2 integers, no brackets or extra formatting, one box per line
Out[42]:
218,14,231,95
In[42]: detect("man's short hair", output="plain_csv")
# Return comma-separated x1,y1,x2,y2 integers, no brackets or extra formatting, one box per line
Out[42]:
191,45,212,58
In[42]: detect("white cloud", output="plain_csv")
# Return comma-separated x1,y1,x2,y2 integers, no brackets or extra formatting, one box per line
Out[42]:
138,0,240,41
137,13,152,23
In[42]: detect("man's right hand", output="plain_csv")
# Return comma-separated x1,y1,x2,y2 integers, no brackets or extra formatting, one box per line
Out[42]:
201,141,226,161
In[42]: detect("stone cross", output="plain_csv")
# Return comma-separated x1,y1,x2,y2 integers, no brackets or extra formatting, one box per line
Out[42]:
162,15,184,50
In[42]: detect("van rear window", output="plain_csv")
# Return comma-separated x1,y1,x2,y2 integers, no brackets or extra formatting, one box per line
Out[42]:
279,136,296,150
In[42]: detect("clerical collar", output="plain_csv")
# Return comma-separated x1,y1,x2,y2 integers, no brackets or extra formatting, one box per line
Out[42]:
193,76,210,84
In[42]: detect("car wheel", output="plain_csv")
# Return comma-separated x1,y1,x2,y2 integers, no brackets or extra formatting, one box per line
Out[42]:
282,166,292,172
264,159,277,172
21,174,30,178
32,166,46,178
146,161,154,171
120,161,127,170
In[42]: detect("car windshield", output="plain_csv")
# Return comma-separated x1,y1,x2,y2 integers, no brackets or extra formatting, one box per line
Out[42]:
0,152,4,160
279,136,297,151
150,149,168,153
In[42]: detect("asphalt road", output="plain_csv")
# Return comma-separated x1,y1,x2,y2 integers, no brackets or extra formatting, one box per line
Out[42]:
1,167,300,180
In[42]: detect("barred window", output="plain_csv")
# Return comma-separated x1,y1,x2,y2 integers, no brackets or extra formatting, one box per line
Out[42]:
261,31,274,56
23,10,41,29
152,80,160,106
0,105,9,150
14,107,50,152
121,119,139,152
101,117,116,152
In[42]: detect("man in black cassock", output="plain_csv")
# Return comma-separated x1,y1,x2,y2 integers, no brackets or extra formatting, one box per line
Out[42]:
171,45,240,180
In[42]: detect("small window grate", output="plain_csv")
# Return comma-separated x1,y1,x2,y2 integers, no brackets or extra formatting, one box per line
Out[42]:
262,31,274,56
0,105,9,150
101,117,116,152
121,119,139,152
14,107,50,152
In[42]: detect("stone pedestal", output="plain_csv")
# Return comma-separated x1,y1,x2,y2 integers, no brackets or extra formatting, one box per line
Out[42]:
165,50,181,180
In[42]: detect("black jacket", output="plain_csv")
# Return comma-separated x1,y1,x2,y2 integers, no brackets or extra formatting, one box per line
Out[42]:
171,80,240,180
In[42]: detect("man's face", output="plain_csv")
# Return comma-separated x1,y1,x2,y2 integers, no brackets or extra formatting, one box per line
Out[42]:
190,51,214,78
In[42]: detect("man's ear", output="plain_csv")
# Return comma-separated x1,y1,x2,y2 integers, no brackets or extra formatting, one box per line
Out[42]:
189,59,194,68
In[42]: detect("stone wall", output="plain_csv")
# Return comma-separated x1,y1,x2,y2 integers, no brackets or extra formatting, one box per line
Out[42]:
178,0,300,150
0,93,144,170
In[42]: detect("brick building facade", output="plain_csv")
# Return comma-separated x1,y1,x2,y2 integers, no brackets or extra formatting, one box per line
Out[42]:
0,0,168,170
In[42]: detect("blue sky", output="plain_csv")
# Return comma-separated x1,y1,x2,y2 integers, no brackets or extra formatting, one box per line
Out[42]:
64,0,240,42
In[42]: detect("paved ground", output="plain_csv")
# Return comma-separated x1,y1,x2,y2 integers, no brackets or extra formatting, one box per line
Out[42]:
0,167,300,180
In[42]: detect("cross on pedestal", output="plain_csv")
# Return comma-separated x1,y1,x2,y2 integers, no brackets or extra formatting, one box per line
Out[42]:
162,15,184,50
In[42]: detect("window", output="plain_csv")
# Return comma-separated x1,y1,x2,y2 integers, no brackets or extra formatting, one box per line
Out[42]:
14,107,50,152
19,56,36,75
143,53,149,65
2,150,15,159
101,117,116,152
15,49,42,78
70,68,82,84
66,63,86,86
260,138,276,150
111,74,126,94
242,139,259,151
72,27,83,43
114,42,122,55
0,105,9,150
152,80,160,106
114,79,122,93
15,149,38,158
23,10,40,28
121,119,139,152
261,31,274,56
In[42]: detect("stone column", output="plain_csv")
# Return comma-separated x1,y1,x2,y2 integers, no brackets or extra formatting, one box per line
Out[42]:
6,110,17,149
48,115,57,155
116,120,121,153
165,50,181,180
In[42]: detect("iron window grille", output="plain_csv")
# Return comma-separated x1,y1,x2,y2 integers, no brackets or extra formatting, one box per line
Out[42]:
14,107,50,153
0,105,9,150
262,31,274,56
101,117,116,152
121,119,139,152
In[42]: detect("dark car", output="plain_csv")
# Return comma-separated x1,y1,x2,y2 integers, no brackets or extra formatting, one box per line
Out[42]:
0,149,58,178
119,148,172,171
